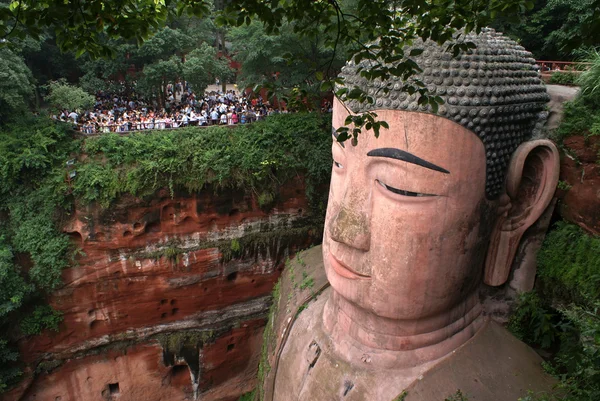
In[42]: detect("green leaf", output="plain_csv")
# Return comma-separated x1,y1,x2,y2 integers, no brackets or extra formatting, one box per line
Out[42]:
409,48,424,57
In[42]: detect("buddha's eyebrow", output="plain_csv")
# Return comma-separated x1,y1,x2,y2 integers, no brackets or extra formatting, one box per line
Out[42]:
367,148,450,174
331,127,345,148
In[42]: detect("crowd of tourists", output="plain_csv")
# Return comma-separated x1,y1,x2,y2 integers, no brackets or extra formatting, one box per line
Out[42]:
57,87,285,134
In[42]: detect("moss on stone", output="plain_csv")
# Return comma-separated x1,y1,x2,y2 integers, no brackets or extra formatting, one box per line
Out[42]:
156,329,216,354
256,280,281,401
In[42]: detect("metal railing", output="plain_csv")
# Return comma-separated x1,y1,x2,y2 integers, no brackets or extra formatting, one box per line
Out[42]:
76,117,263,136
537,60,591,75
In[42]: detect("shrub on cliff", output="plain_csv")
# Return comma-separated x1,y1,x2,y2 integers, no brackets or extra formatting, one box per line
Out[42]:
554,49,600,142
549,72,578,86
509,222,600,401
0,117,78,390
73,112,332,211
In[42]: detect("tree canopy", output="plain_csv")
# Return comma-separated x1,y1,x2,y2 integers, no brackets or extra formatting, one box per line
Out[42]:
1,0,534,111
492,0,600,60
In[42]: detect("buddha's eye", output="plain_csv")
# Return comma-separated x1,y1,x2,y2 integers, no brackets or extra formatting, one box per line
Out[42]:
376,179,436,197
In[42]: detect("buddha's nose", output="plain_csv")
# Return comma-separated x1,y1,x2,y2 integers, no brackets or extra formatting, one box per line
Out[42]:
329,202,371,251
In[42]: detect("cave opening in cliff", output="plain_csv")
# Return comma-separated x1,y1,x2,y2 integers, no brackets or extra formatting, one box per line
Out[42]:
108,382,120,395
172,364,190,379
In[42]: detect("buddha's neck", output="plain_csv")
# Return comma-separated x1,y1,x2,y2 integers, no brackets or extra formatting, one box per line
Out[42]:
322,289,484,368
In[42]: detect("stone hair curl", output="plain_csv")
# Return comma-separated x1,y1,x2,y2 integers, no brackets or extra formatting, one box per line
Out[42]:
337,28,549,199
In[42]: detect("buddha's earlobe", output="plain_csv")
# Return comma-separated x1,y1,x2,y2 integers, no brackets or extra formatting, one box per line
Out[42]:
484,139,560,286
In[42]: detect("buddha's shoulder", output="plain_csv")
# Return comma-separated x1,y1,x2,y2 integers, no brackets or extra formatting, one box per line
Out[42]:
403,320,556,401
261,245,329,401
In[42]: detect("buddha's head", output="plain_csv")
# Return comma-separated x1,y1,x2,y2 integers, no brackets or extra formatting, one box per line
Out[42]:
323,29,560,323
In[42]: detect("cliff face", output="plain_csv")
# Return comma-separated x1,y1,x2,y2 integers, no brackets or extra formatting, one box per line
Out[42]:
5,176,322,401
558,135,600,235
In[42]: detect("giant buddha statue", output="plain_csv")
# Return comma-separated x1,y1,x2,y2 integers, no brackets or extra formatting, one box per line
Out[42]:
262,28,559,401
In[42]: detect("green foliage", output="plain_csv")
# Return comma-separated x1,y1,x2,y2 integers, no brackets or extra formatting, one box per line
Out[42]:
518,390,557,401
221,0,533,138
554,51,600,141
183,43,232,94
0,117,77,391
492,0,600,60
73,113,332,211
163,246,183,263
299,271,314,291
3,0,536,140
228,19,345,108
393,391,408,401
0,0,213,58
19,305,62,336
0,236,32,319
508,292,561,348
157,330,215,354
238,391,256,401
44,79,95,113
79,42,138,95
0,340,21,392
557,180,572,191
230,239,241,254
80,25,231,107
445,390,469,401
554,99,600,141
256,280,281,401
551,303,600,401
537,222,600,305
549,72,578,86
577,49,600,108
509,221,600,401
0,47,34,122
0,113,330,390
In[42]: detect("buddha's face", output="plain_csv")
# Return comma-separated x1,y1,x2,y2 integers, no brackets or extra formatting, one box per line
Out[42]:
323,98,496,320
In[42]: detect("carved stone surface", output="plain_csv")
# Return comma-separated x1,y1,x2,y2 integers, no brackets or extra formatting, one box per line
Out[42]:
338,28,550,198
268,30,560,401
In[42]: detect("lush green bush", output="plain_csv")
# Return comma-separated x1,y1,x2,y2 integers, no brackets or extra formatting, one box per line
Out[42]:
0,117,77,390
554,98,600,141
509,222,600,401
552,49,600,142
237,391,256,401
0,340,21,392
537,222,600,305
74,113,332,211
44,79,95,113
577,49,600,108
19,306,63,336
549,72,578,86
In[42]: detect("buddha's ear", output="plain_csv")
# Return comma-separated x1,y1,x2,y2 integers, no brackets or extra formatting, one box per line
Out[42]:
484,139,560,286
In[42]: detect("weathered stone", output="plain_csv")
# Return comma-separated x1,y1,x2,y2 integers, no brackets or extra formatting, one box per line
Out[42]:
559,135,600,235
4,176,322,401
268,29,560,401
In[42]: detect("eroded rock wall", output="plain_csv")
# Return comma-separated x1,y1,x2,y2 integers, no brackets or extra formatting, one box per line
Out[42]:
558,135,600,235
4,177,322,401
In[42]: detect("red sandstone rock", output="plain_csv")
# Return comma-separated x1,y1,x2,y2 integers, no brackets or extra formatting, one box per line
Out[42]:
3,177,322,401
559,135,600,235
14,319,264,401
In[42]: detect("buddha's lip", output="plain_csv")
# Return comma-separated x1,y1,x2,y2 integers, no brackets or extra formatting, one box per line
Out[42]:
329,253,371,280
